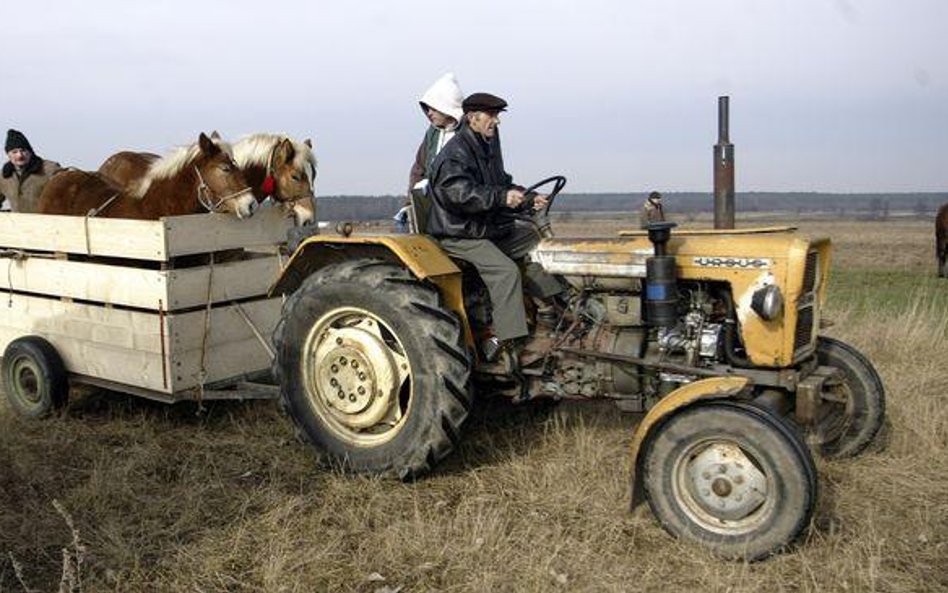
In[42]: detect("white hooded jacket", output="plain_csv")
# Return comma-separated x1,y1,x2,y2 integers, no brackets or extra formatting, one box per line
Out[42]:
410,73,465,191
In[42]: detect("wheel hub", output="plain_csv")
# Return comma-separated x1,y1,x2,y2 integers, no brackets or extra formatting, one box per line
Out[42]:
11,358,42,404
307,314,410,432
685,443,767,521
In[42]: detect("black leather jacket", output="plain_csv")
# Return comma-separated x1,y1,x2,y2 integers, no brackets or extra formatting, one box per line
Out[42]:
428,123,521,240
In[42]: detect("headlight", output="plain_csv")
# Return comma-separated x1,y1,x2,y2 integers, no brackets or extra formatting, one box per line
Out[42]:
751,285,784,321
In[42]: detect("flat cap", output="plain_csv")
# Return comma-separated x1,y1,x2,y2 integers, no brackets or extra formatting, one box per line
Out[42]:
462,92,508,114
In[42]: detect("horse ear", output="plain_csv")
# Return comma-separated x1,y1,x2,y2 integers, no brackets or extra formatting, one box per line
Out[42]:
199,132,220,156
276,138,296,163
304,138,313,148
210,130,222,140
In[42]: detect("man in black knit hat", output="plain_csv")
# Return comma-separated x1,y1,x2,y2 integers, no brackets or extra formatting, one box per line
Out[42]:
0,129,61,212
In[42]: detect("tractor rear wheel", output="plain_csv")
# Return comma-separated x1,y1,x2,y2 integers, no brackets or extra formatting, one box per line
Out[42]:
641,401,816,560
273,259,472,478
809,337,886,458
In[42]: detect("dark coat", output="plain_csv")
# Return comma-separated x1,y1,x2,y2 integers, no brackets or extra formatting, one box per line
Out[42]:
0,155,62,212
428,123,520,239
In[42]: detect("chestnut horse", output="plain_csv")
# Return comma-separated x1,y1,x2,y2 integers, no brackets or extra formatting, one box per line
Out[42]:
937,202,948,277
98,133,317,225
39,133,257,220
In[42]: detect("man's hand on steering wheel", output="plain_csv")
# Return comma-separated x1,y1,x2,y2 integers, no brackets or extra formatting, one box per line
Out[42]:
531,193,549,211
505,188,525,208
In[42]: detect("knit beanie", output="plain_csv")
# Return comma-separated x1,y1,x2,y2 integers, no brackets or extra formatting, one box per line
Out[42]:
5,129,33,153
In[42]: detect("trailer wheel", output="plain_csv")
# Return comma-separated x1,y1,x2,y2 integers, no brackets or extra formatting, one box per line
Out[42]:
810,336,886,458
2,337,69,419
273,259,472,478
641,401,816,560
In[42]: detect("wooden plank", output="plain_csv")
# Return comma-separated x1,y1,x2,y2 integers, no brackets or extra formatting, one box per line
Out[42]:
170,336,274,392
162,206,292,257
0,253,280,310
0,293,164,353
2,257,167,309
0,207,289,261
168,298,281,351
0,212,166,260
0,292,283,397
0,326,169,393
166,256,283,309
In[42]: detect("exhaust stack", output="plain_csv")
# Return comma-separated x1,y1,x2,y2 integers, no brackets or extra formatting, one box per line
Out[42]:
714,96,735,229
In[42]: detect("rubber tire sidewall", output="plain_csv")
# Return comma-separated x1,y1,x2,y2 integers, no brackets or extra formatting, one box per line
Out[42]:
2,336,68,419
642,401,816,560
815,336,886,458
277,265,470,477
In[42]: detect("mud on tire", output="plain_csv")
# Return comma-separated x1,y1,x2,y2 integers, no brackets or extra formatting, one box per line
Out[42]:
272,259,473,478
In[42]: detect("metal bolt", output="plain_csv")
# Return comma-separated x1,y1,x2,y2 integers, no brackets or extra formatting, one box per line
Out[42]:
348,393,356,402
330,378,338,387
340,357,348,366
337,390,345,399
359,372,366,381
351,361,359,369
336,337,343,345
331,364,339,373
358,386,365,395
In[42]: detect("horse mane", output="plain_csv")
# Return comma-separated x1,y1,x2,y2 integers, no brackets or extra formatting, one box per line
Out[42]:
232,133,318,184
130,136,234,199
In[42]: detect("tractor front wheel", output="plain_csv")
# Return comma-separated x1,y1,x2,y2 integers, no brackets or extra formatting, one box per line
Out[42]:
641,401,817,560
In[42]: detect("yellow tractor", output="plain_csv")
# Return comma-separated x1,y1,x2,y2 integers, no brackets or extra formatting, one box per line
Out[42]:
269,179,885,560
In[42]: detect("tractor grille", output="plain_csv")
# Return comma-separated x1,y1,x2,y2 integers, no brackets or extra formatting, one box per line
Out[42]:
793,250,820,355
802,250,818,293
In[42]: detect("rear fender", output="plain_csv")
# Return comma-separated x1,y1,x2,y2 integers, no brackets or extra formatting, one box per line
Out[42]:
269,235,471,344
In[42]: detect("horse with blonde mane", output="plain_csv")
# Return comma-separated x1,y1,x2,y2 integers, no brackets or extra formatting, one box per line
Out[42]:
38,133,257,220
98,132,317,226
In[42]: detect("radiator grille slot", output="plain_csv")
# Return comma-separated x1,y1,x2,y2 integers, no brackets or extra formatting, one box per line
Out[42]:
794,250,820,355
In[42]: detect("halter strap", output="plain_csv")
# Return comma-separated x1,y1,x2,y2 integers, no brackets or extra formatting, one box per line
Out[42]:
193,166,251,213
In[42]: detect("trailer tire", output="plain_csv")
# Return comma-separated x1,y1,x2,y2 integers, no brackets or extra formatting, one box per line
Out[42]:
273,259,472,479
641,401,816,560
2,336,69,419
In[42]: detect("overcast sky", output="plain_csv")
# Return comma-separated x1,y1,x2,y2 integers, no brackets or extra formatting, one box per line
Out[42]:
3,0,946,195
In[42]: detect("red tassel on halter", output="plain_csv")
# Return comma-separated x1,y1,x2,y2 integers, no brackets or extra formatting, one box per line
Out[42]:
261,175,276,196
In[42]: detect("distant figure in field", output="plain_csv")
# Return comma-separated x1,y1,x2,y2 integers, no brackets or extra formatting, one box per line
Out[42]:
393,201,411,233
936,202,948,277
0,129,61,212
640,190,665,228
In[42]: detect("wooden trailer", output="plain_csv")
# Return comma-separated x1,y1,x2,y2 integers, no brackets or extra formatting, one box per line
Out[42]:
0,207,294,417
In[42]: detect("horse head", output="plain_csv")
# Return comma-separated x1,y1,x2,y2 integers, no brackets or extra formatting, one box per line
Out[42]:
233,134,317,226
268,137,317,226
193,132,258,219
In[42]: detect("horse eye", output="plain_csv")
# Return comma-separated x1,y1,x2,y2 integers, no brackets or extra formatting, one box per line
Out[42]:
220,164,233,172
293,174,303,182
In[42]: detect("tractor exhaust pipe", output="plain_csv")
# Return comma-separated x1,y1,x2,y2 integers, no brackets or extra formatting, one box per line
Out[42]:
714,96,735,229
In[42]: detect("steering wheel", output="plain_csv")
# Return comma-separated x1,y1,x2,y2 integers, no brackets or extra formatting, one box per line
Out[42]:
510,175,566,240
521,175,567,217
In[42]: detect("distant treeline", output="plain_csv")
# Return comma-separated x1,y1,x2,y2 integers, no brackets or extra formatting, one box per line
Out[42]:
317,192,947,221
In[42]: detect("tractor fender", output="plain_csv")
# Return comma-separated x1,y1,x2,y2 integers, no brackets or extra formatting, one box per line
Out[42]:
269,234,470,343
629,376,751,509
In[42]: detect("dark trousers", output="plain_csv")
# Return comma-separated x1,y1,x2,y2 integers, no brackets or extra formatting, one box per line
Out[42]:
438,221,564,342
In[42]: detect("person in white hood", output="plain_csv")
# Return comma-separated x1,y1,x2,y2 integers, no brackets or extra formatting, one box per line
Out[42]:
408,72,464,194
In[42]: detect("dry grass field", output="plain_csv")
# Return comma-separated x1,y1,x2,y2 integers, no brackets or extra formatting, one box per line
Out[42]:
1,216,946,592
